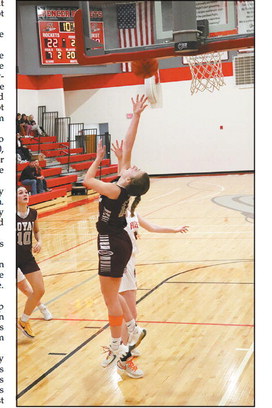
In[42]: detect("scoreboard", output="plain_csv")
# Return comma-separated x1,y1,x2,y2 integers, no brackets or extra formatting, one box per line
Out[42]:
37,6,104,65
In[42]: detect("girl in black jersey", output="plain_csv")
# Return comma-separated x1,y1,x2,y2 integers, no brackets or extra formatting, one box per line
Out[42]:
83,95,149,378
16,186,47,338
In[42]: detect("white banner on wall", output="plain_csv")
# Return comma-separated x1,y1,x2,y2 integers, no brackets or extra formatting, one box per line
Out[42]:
196,1,228,25
237,1,254,34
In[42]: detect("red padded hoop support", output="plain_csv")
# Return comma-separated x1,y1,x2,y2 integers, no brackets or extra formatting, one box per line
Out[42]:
74,9,254,66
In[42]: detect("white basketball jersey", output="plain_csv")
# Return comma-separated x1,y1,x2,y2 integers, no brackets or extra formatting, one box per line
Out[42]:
125,211,139,255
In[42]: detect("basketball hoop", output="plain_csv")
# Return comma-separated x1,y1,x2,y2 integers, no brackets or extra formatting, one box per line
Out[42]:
187,52,226,95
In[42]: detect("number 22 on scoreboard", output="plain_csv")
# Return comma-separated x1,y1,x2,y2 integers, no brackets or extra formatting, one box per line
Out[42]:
44,38,58,48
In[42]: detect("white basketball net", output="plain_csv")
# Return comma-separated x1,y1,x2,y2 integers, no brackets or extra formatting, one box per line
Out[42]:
187,52,225,95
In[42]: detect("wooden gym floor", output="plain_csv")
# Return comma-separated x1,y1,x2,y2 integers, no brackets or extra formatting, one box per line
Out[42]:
17,173,254,407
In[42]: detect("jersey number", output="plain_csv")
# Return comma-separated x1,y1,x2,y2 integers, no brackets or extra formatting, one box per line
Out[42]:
17,231,31,245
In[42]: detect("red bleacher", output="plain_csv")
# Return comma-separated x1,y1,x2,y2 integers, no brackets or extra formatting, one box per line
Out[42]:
40,167,62,177
28,188,67,205
46,174,77,189
27,142,69,152
17,160,46,172
56,153,97,164
71,159,110,171
21,136,57,145
43,148,83,158
97,165,118,177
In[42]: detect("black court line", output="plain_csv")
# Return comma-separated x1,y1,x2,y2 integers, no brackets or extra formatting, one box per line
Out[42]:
166,281,254,285
137,288,151,291
17,259,252,400
136,258,253,266
48,353,67,356
17,326,108,399
84,326,101,329
41,259,253,278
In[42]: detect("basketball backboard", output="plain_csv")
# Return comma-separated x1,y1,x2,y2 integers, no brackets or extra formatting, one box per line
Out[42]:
73,1,254,65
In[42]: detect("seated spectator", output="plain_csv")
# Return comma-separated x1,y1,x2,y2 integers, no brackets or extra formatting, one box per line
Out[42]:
19,114,32,136
19,159,45,195
28,114,48,136
16,133,32,162
34,161,52,192
16,113,22,134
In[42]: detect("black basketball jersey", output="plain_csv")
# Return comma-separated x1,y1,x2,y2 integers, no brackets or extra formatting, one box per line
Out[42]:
16,208,37,261
96,186,130,234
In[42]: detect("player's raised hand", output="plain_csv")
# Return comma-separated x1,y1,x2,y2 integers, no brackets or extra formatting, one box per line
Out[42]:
131,94,148,115
111,139,123,160
96,138,106,161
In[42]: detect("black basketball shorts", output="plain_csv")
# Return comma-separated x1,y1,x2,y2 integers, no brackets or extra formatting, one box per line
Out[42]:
97,231,132,278
16,254,40,275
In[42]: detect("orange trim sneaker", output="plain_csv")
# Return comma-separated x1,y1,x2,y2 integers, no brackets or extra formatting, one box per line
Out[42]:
117,357,144,379
101,343,129,367
101,346,116,368
17,319,35,339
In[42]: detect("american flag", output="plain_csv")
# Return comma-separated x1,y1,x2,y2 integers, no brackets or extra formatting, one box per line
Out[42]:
117,2,154,72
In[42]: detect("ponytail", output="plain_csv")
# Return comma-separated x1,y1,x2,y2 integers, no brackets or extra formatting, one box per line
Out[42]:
125,172,150,197
125,172,150,216
130,196,141,217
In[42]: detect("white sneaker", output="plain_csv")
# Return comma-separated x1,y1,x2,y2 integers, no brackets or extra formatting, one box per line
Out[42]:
117,357,144,379
101,346,116,367
131,348,141,357
39,306,52,321
101,343,129,367
128,325,146,349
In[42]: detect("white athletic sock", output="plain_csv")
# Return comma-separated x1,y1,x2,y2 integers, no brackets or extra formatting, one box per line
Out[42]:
21,313,30,322
126,319,136,333
110,337,121,351
38,304,46,311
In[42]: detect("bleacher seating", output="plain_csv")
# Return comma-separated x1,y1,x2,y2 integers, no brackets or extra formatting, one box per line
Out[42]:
70,159,110,171
43,148,83,158
21,136,57,145
28,188,67,205
17,130,117,206
56,153,97,164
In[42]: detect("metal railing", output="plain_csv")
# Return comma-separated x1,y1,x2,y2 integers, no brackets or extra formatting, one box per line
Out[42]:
31,108,111,177
55,117,71,143
64,131,111,174
69,122,85,150
67,123,85,172
38,106,46,129
42,111,58,137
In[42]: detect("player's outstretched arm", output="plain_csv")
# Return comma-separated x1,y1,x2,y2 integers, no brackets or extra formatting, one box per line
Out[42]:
121,94,148,171
111,139,124,175
138,214,189,234
83,139,121,199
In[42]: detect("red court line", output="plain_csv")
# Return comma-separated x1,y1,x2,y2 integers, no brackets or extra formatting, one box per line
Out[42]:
39,237,96,263
30,317,253,328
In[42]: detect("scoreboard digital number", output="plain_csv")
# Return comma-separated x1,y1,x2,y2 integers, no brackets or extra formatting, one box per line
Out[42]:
37,6,104,65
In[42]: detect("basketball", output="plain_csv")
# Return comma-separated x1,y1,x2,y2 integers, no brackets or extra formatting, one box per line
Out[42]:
131,59,158,79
